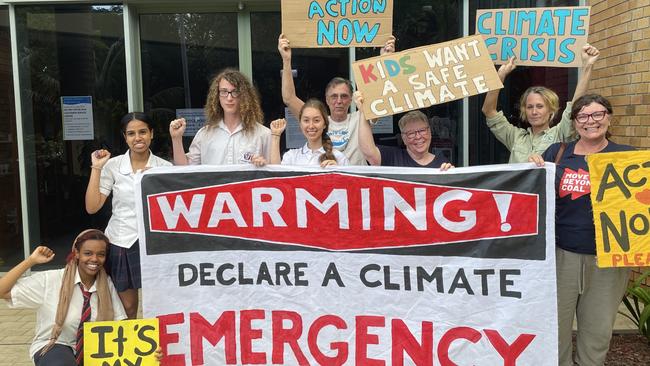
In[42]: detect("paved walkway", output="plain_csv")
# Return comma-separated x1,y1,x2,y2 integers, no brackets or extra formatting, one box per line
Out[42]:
0,297,639,365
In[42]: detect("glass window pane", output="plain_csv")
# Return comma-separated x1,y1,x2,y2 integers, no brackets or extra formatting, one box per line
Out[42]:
15,4,127,268
0,7,22,271
140,12,239,156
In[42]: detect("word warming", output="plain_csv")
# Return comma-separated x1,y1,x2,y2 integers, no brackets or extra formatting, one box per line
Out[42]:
282,0,393,48
588,151,650,267
352,35,503,119
147,173,538,250
476,6,591,67
84,319,159,366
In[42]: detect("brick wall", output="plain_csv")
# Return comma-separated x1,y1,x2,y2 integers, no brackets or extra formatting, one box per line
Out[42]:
588,0,650,286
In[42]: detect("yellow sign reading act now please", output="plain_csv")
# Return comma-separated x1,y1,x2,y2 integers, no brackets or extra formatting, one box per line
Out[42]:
589,151,650,267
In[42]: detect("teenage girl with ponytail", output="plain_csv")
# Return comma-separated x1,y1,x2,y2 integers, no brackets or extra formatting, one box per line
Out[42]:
0,229,126,365
269,98,349,167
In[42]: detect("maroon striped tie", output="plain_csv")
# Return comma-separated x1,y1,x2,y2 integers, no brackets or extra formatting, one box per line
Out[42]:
75,283,92,365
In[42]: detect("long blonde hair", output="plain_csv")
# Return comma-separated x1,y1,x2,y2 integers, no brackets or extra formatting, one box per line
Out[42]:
204,68,264,134
39,229,115,356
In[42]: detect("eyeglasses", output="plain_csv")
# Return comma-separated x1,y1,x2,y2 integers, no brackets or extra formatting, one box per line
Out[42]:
327,93,350,101
402,126,430,140
575,110,608,123
219,89,240,98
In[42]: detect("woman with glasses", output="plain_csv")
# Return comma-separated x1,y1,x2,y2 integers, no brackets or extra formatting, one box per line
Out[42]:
278,33,395,165
357,93,452,169
481,44,600,163
269,99,348,167
169,68,271,165
529,94,634,366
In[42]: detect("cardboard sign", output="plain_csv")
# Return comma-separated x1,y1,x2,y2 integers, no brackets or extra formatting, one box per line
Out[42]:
84,318,159,366
282,0,393,48
352,34,503,119
589,151,650,267
137,164,558,365
476,6,591,67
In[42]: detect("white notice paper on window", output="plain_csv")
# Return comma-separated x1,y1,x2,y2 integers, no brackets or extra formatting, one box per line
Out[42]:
61,96,94,140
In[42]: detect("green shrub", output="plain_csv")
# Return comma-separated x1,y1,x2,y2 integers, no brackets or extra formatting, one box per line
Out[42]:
620,269,650,343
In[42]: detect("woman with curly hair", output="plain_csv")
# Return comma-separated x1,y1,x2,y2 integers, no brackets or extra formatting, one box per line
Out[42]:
269,99,348,167
169,68,271,165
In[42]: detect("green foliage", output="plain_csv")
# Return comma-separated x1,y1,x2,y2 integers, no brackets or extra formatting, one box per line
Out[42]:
620,269,650,343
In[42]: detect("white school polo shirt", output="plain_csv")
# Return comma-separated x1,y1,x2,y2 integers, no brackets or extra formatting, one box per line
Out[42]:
7,268,126,359
281,143,349,166
99,151,172,248
186,121,271,165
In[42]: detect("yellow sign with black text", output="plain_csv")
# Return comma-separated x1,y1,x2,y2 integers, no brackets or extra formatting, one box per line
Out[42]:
589,151,650,267
84,318,159,366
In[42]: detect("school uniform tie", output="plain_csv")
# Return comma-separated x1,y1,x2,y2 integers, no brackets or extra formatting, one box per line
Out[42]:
75,283,92,365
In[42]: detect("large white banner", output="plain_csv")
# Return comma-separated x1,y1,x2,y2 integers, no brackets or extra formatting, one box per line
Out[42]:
136,164,557,365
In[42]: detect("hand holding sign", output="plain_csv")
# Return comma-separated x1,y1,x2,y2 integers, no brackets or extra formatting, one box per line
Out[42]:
497,57,517,83
381,35,396,55
278,34,292,62
581,43,599,66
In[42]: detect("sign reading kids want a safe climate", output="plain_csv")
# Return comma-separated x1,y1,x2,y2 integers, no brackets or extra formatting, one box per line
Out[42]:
352,34,503,119
282,0,393,47
476,6,591,67
589,151,650,268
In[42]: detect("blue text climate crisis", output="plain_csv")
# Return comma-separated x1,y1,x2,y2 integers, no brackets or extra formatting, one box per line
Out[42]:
477,8,589,63
177,262,522,298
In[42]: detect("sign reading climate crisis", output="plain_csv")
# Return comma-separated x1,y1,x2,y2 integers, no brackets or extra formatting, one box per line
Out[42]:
352,35,503,119
476,6,591,67
282,0,393,48
136,164,558,365
588,151,650,267
84,319,159,366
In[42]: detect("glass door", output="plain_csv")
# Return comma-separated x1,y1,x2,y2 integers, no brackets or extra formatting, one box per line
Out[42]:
15,4,127,267
139,12,240,158
138,3,353,155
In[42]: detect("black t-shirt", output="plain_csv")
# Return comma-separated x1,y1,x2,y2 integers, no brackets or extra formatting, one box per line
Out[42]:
542,140,635,254
378,146,448,168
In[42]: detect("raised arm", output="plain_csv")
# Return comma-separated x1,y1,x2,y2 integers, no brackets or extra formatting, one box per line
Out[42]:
355,91,381,166
170,118,189,165
481,57,516,119
0,246,54,299
572,44,599,102
278,34,304,119
381,35,396,55
269,118,287,164
85,149,110,214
